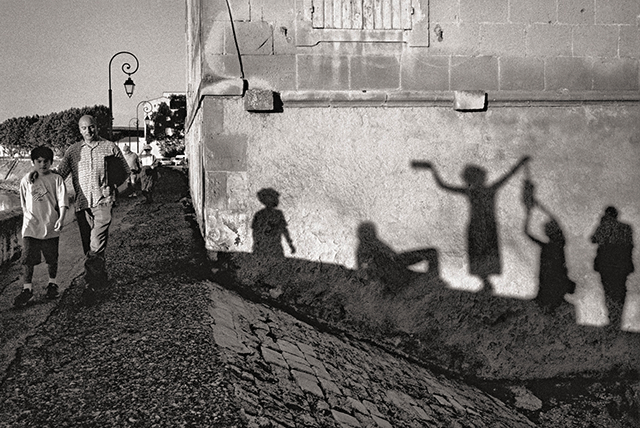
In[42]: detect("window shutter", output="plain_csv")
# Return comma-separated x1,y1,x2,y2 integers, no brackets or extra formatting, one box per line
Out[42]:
312,0,412,30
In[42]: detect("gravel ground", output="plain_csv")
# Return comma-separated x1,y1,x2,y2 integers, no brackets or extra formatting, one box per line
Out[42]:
0,168,246,427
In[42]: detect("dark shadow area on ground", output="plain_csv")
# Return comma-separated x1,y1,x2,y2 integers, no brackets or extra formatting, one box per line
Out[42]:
210,247,640,425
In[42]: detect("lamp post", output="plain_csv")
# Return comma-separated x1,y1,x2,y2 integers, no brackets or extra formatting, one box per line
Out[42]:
128,118,138,146
136,100,153,144
109,51,139,139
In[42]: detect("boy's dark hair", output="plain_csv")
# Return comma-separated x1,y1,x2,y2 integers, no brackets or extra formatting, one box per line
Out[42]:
31,146,54,162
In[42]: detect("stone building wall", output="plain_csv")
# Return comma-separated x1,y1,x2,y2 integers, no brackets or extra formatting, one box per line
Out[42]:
185,0,640,328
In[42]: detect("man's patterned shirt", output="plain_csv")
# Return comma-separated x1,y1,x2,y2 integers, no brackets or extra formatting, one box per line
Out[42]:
57,137,130,211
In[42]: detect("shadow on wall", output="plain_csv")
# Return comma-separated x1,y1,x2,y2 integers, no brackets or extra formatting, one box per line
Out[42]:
411,156,531,294
210,177,638,375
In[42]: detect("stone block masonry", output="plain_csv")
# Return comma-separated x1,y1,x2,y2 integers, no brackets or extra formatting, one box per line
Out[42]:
197,0,640,98
205,283,536,427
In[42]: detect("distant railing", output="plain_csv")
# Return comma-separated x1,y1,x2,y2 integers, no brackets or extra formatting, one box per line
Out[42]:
0,207,22,267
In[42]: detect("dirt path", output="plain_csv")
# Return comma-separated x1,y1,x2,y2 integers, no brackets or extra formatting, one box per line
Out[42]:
0,202,133,377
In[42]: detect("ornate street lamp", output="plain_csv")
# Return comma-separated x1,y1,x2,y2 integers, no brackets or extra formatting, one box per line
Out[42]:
128,117,138,145
136,100,153,143
109,51,139,139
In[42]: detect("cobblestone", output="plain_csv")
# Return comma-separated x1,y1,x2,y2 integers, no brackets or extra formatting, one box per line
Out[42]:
206,283,536,427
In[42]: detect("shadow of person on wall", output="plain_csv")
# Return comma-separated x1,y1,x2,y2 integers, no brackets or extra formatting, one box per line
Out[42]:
411,156,530,294
591,206,635,329
252,188,296,258
522,175,576,314
356,221,441,295
249,188,296,297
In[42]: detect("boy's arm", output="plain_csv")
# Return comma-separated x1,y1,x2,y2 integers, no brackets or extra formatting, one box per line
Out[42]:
54,176,69,231
55,206,68,231
19,176,29,209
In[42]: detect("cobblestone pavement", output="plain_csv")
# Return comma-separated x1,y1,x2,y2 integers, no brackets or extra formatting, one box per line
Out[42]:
206,284,536,428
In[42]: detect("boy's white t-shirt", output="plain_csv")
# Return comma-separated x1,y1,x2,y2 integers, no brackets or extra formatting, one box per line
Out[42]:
20,172,68,239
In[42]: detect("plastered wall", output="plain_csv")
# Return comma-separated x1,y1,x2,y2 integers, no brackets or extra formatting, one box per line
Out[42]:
197,97,640,327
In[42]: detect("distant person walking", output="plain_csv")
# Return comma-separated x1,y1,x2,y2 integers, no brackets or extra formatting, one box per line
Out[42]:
591,206,634,327
32,115,130,299
412,156,530,292
139,144,159,203
121,144,141,197
14,146,68,307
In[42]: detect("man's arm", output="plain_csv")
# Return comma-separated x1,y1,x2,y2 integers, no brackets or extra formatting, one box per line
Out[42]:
105,144,131,188
55,146,73,180
114,145,131,176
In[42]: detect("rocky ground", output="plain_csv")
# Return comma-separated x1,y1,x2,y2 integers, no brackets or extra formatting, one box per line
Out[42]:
1,167,639,427
213,225,640,426
0,168,245,427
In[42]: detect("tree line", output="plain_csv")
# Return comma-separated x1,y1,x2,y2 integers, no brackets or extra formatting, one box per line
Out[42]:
0,94,186,158
0,105,110,157
150,94,186,158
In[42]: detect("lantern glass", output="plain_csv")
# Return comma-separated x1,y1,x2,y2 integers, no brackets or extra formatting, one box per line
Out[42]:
124,77,135,98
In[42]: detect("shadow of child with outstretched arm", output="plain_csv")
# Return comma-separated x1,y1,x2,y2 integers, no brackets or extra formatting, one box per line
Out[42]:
412,156,530,293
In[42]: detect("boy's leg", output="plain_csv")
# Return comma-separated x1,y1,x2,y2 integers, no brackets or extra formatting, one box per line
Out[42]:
42,237,60,299
23,265,35,287
21,237,40,286
15,238,38,307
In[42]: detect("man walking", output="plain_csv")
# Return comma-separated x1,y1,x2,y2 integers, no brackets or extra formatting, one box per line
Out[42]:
121,144,141,197
56,115,130,299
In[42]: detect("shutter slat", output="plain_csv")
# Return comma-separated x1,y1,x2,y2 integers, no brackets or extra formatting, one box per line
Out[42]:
352,0,363,29
382,0,392,29
402,0,412,29
333,0,342,29
312,0,325,28
363,0,374,29
342,0,352,29
373,0,383,29
391,0,401,29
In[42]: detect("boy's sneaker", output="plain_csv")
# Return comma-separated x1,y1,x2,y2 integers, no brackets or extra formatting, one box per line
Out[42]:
14,289,34,307
46,283,59,299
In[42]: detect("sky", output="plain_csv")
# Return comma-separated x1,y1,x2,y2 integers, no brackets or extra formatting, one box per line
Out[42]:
0,0,186,128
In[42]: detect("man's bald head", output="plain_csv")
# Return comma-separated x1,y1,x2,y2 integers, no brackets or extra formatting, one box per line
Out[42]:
78,115,98,143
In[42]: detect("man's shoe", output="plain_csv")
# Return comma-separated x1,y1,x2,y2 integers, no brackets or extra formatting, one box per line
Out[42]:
82,286,96,305
14,289,34,307
46,283,59,299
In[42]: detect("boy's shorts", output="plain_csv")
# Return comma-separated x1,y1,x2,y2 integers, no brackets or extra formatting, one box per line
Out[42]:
22,237,59,267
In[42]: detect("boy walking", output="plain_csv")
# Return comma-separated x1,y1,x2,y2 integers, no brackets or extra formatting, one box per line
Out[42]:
14,146,68,307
